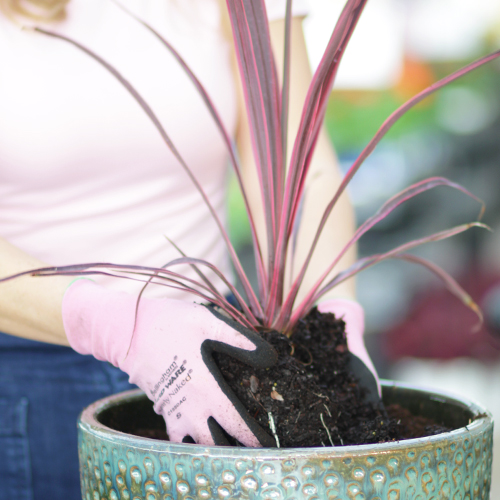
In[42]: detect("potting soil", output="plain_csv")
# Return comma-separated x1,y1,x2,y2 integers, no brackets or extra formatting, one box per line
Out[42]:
214,307,450,447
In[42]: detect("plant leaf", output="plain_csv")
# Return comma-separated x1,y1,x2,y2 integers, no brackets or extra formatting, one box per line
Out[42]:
163,237,258,325
278,177,485,328
111,1,268,298
33,26,263,319
268,0,369,323
393,253,483,332
278,50,500,329
280,0,293,171
287,222,488,330
225,0,283,290
2,260,256,328
312,50,500,271
283,0,368,234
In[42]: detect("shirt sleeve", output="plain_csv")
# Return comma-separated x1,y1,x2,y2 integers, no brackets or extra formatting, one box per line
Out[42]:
264,0,310,21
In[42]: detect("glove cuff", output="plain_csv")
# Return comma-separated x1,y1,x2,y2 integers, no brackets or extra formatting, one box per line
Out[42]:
62,279,136,367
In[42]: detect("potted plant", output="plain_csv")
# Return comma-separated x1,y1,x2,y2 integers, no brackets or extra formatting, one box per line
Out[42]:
78,383,493,499
4,0,498,498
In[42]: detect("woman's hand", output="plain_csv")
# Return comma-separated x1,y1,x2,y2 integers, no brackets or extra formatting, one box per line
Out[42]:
63,279,277,447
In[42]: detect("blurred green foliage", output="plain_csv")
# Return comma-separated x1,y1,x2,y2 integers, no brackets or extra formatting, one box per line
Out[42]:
324,90,436,154
227,172,252,251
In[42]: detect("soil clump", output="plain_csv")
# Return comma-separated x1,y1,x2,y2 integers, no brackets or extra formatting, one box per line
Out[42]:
214,307,450,447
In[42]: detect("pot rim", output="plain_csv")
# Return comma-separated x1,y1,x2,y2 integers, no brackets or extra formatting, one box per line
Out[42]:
78,379,493,458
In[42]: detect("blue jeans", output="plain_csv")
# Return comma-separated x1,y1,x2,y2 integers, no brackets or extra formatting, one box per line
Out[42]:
0,333,136,500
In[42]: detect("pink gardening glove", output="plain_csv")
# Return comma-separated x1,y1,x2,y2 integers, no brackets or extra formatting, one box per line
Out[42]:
318,299,381,399
62,280,277,447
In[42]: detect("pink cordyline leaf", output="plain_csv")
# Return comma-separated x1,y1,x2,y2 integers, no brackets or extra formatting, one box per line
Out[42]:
225,0,284,294
133,277,255,329
33,26,263,320
315,223,484,314
276,177,485,329
278,50,500,329
332,50,500,215
290,250,484,334
112,1,267,299
23,3,499,337
2,266,239,319
267,0,369,323
280,0,293,169
318,221,490,298
283,0,368,234
164,237,224,298
124,256,258,324
127,275,249,326
111,257,260,327
287,221,488,330
131,243,236,340
392,253,483,332
1,261,256,329
162,237,258,324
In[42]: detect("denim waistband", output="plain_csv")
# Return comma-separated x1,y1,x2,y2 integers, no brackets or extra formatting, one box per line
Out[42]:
0,331,52,350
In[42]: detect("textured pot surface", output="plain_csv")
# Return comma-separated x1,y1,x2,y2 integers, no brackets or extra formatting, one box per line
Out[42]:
78,381,493,499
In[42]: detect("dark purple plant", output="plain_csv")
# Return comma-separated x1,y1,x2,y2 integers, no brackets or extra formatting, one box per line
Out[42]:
7,0,499,334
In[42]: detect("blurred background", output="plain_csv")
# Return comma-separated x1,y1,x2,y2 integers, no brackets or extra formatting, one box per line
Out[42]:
227,0,500,494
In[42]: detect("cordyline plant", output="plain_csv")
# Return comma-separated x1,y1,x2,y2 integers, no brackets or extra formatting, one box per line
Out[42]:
6,0,500,335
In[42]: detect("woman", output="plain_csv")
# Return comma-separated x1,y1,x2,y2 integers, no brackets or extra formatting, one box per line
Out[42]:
0,0,360,497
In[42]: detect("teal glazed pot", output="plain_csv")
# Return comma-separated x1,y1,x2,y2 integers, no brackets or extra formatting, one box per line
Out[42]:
77,381,493,499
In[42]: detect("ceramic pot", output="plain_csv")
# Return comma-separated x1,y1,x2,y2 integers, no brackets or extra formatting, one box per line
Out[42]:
78,381,493,499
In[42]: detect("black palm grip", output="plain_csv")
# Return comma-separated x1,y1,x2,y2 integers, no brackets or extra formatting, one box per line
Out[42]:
199,306,277,447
